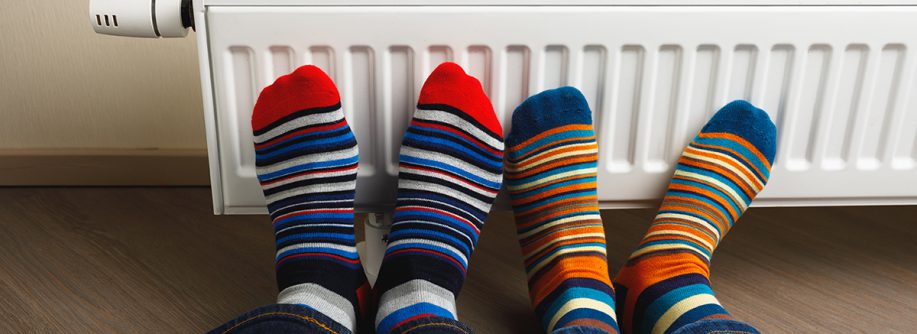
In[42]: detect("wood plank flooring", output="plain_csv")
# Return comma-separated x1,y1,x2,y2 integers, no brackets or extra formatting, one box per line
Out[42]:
0,188,914,333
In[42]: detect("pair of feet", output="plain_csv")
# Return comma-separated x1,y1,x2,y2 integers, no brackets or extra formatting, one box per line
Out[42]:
252,62,776,334
507,90,775,334
253,63,502,334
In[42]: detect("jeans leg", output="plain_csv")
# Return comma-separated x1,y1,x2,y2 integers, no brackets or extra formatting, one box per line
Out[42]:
208,304,353,334
670,318,761,334
386,316,475,334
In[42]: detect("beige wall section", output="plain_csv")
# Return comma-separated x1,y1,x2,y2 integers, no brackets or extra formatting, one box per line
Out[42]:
0,0,205,150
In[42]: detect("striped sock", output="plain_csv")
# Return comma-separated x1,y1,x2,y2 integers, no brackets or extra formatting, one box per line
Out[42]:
612,100,776,334
374,62,504,333
252,65,370,333
506,87,619,334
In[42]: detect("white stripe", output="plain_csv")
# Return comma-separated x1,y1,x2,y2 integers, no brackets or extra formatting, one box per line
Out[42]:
396,205,474,228
683,147,762,192
507,167,596,191
522,232,606,262
413,109,504,150
629,243,712,262
654,213,722,241
386,238,469,265
271,199,353,217
505,142,596,172
275,223,353,235
527,245,607,279
262,168,357,192
401,146,502,184
278,283,356,331
651,294,720,334
265,180,356,204
390,220,476,249
376,279,457,329
254,110,343,143
644,230,714,251
275,242,358,260
397,179,490,213
404,198,485,225
547,298,617,333
674,169,748,211
402,165,499,196
517,214,602,240
256,146,357,176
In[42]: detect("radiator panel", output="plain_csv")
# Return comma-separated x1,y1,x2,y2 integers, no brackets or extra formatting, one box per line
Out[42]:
206,6,917,212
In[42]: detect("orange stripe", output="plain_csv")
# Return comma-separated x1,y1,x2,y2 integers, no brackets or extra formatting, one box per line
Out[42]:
677,156,756,197
522,226,606,256
644,223,717,248
509,174,596,196
695,132,770,181
684,145,763,192
671,174,746,214
531,256,612,306
515,206,600,230
677,154,756,197
658,197,730,235
508,143,598,170
512,198,597,222
524,238,608,268
509,124,594,152
667,183,738,222
615,252,709,333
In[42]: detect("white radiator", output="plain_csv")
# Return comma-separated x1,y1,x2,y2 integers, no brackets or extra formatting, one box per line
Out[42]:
93,1,917,214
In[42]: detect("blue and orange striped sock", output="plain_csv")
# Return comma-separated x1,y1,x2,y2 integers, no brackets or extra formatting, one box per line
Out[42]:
252,65,370,333
506,87,619,334
613,100,776,334
374,62,504,333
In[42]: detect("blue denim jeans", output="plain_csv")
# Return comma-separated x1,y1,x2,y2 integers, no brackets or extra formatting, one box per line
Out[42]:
670,319,761,334
209,304,759,334
207,304,474,334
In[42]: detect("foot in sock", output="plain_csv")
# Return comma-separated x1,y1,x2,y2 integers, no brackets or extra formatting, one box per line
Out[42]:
613,100,777,334
252,65,370,333
374,62,504,333
506,87,619,334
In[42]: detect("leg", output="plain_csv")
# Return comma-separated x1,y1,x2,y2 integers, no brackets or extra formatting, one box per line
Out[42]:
374,62,504,334
613,101,776,334
251,65,371,333
505,87,619,334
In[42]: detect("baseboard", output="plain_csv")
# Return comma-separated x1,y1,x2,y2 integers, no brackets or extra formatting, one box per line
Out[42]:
0,149,210,186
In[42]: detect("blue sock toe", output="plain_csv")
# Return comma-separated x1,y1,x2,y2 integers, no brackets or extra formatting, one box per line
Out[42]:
701,100,778,164
507,86,593,148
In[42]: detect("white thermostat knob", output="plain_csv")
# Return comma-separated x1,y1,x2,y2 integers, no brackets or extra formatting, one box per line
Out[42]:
90,0,193,38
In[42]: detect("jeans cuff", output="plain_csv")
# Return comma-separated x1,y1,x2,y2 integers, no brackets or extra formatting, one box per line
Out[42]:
670,318,761,334
388,316,475,334
551,325,612,334
207,303,352,334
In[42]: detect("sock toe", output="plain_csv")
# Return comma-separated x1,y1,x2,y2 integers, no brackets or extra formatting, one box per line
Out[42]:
701,100,777,164
252,65,340,131
417,62,502,137
507,86,593,148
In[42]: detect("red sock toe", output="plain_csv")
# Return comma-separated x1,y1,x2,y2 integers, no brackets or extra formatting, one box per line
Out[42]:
417,62,502,137
252,65,340,132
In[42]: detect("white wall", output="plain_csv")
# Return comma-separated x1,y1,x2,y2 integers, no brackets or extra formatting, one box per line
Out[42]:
0,0,205,150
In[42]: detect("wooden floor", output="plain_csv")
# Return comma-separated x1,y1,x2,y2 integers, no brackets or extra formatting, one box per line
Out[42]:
0,188,915,333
